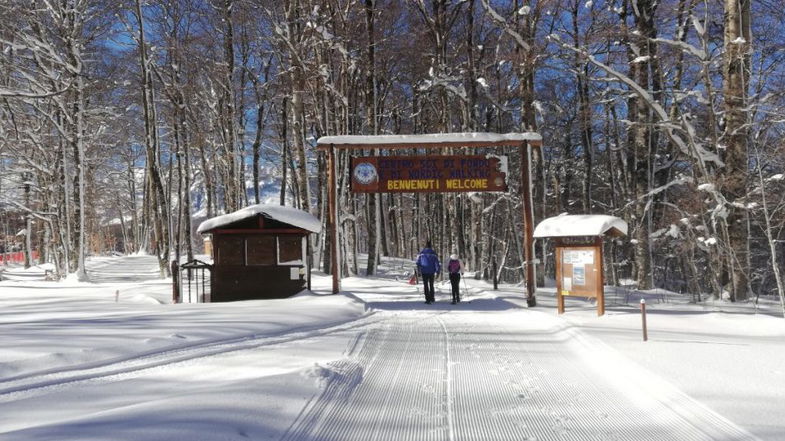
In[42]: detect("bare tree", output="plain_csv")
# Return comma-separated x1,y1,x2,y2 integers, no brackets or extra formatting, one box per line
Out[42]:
721,0,752,300
131,0,171,276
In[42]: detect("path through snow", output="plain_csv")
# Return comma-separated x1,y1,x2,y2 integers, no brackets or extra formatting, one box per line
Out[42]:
282,305,756,441
0,255,768,440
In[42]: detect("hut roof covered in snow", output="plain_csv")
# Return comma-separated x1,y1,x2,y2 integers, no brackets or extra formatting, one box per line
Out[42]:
197,204,321,234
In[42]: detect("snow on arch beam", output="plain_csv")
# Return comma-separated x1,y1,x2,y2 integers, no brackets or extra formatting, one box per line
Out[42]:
316,132,542,150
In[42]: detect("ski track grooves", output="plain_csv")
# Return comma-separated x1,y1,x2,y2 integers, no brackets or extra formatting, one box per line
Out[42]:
282,310,759,441
0,312,385,401
437,317,455,441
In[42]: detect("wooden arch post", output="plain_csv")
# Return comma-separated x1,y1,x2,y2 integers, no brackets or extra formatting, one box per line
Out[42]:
327,144,340,294
318,133,541,305
520,141,537,307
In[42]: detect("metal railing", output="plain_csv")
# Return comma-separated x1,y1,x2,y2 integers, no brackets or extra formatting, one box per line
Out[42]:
173,259,212,303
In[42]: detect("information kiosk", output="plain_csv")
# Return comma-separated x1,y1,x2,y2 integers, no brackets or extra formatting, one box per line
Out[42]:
533,215,627,316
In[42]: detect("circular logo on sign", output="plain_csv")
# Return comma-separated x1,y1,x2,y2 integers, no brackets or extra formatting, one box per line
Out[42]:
353,162,378,185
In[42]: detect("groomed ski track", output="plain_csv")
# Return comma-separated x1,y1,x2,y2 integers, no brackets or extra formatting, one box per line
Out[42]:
0,256,761,440
282,305,757,441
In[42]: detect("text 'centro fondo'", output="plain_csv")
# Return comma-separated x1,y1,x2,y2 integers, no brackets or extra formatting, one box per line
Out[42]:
350,155,508,193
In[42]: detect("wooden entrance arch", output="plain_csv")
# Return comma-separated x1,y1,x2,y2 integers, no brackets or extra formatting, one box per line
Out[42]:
316,132,542,306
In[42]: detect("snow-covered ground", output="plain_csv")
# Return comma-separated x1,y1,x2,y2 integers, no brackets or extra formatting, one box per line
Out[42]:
0,255,783,440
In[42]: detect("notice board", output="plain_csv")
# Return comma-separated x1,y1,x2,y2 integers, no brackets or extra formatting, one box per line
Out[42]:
554,236,605,316
558,246,600,297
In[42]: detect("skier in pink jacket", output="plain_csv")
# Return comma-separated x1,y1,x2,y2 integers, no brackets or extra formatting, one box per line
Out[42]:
447,254,462,304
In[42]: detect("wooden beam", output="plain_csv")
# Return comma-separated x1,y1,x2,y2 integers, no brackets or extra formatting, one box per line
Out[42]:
521,141,537,306
306,235,312,291
316,140,532,151
328,145,339,294
209,229,307,235
556,247,565,314
597,237,605,316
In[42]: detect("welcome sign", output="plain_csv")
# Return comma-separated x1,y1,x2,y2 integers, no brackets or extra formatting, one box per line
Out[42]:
350,155,508,193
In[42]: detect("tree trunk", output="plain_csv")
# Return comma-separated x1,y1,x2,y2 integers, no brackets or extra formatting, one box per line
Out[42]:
221,0,240,212
280,97,289,205
364,0,379,275
284,0,311,213
627,0,658,290
180,108,194,262
721,0,751,301
252,101,263,204
571,1,593,213
72,58,87,279
135,0,170,277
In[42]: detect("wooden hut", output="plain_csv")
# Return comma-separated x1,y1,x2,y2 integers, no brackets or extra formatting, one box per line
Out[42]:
197,204,321,302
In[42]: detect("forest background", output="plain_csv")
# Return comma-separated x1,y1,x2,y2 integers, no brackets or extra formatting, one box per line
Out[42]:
0,0,783,305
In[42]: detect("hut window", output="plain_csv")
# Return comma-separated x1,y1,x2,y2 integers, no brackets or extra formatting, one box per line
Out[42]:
278,236,303,264
217,236,245,265
246,235,276,265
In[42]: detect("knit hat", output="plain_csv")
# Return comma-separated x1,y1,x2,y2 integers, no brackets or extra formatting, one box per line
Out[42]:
450,254,459,260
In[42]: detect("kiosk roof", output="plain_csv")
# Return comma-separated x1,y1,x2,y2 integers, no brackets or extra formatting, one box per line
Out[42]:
533,214,627,238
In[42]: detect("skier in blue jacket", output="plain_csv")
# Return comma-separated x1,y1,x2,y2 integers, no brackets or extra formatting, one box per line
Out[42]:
416,241,441,304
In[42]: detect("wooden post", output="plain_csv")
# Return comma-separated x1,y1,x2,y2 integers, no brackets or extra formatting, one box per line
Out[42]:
306,235,312,291
328,145,339,294
171,260,179,303
597,237,605,316
521,141,536,306
557,292,565,314
640,299,648,341
555,246,565,314
492,257,498,290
